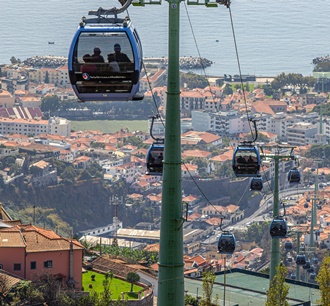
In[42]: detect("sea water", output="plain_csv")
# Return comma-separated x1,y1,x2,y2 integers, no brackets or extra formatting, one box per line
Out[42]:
0,0,329,76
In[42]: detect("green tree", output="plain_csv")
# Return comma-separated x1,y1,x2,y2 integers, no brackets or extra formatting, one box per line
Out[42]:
60,165,76,184
99,272,113,305
10,56,19,64
223,84,233,95
44,71,50,83
77,169,93,181
180,72,208,89
266,264,289,306
185,294,199,306
41,95,60,112
314,62,330,72
263,84,274,96
126,272,140,292
123,136,143,147
200,269,219,306
316,254,330,306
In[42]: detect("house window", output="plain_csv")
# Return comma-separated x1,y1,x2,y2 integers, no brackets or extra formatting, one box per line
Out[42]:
14,263,21,271
44,260,53,268
30,261,37,270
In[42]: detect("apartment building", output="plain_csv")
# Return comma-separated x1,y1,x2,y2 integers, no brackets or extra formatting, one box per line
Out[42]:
192,110,250,136
28,65,70,87
287,122,321,146
0,223,84,289
0,116,70,137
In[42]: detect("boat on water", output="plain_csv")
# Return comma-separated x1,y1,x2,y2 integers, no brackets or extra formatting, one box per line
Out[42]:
48,41,55,44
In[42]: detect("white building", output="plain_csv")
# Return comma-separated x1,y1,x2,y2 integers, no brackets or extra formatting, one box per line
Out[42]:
287,122,320,146
48,117,71,137
0,116,70,137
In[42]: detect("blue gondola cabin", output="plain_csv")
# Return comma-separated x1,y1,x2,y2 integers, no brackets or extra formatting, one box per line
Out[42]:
146,143,164,176
217,233,236,255
232,146,261,177
68,16,143,102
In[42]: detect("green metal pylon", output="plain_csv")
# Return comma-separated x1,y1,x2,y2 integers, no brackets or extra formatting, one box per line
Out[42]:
157,0,184,305
130,0,229,304
260,146,296,283
295,231,302,281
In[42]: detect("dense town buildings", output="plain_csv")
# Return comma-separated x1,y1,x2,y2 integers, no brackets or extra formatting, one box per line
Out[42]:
0,58,329,303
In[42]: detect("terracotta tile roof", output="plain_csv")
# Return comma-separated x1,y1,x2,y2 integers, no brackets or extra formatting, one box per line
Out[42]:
182,149,212,159
128,193,143,200
0,225,84,252
205,217,221,226
182,195,198,202
0,231,25,247
210,149,234,162
150,263,159,272
31,160,50,169
189,255,206,266
0,269,23,296
226,204,240,213
187,212,201,221
181,131,221,144
91,255,138,278
181,163,198,171
144,243,160,252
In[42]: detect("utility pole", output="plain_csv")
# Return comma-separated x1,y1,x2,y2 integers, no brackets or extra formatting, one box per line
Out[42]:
260,146,296,283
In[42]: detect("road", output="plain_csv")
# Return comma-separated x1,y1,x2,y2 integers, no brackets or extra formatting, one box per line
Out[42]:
202,187,313,245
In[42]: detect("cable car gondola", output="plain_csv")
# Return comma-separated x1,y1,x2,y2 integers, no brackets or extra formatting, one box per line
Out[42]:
295,254,306,266
68,13,143,102
303,260,311,270
288,168,301,183
217,232,236,255
284,240,293,251
250,176,263,191
290,273,296,280
270,218,287,238
287,256,293,263
146,143,164,176
307,265,315,273
232,145,261,177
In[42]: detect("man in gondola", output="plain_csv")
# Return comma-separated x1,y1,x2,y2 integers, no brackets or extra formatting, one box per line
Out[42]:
90,47,105,63
111,43,131,63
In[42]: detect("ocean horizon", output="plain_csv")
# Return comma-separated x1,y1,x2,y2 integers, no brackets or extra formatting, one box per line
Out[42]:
1,0,330,76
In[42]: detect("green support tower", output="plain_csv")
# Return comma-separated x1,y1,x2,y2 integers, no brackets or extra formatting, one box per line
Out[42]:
157,0,184,304
131,0,230,304
260,146,297,283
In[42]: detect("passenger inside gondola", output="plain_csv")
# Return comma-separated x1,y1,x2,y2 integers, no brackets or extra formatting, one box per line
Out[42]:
270,221,287,237
90,47,105,63
155,153,163,165
237,155,246,164
148,152,163,173
234,154,259,175
218,238,235,254
107,54,120,72
81,54,97,73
